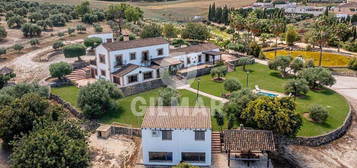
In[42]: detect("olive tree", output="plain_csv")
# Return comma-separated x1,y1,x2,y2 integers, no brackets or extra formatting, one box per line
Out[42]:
63,44,86,61
224,78,242,92
53,41,64,50
157,87,180,106
299,67,336,89
181,23,210,41
78,80,123,119
29,38,40,47
10,120,90,168
284,79,309,97
0,26,7,40
49,62,73,80
309,104,328,123
140,23,162,38
21,23,42,37
84,37,102,49
268,55,292,78
13,44,24,53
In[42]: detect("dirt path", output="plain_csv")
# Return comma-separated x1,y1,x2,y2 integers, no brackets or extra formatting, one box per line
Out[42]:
286,76,357,168
0,39,94,83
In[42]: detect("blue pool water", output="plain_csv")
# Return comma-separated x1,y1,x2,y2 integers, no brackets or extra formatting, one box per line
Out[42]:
257,91,278,97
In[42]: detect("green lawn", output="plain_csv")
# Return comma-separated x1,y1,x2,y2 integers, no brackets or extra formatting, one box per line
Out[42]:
51,86,227,131
190,63,350,137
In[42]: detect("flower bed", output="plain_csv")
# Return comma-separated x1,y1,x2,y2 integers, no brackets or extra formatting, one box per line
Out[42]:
263,50,353,67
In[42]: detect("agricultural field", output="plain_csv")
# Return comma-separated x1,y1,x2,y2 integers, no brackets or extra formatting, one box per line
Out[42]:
24,0,256,21
264,50,354,67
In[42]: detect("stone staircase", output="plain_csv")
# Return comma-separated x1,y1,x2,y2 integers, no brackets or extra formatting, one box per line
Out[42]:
65,66,91,81
212,131,222,154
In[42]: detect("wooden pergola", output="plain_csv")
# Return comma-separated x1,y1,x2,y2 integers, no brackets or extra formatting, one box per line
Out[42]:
222,129,276,168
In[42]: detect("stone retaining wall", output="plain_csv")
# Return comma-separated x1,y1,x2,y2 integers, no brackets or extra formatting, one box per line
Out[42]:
111,125,141,137
332,71,357,77
180,67,213,79
120,79,164,96
50,94,83,119
277,104,353,147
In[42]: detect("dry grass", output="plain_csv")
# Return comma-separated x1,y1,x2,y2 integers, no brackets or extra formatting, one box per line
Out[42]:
24,0,255,21
263,50,353,67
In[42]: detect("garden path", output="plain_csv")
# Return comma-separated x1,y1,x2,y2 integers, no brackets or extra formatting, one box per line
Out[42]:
177,84,229,103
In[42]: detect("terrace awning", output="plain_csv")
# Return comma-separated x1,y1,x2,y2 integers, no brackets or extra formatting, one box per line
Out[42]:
202,51,222,55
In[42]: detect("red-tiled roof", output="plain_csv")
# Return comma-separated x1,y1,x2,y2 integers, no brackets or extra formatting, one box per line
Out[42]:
102,37,168,51
223,129,276,152
170,43,219,54
141,106,211,129
112,64,139,77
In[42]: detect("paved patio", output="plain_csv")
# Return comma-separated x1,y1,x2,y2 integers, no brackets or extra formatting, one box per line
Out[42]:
212,153,273,168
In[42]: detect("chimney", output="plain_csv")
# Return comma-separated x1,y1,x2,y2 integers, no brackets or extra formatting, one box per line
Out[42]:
239,124,244,130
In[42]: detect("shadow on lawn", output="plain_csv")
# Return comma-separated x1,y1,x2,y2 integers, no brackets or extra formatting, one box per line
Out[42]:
99,105,124,122
269,72,294,80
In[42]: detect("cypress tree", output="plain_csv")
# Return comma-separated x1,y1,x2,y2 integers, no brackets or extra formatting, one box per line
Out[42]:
222,5,229,25
216,7,222,23
212,3,216,22
208,4,212,21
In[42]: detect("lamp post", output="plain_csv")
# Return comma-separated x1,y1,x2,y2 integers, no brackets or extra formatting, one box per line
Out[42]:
196,78,200,101
246,71,250,88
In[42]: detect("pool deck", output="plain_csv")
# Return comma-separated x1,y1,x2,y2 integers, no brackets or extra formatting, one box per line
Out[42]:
252,89,287,98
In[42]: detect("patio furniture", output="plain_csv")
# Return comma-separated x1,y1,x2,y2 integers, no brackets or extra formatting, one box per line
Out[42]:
255,85,261,92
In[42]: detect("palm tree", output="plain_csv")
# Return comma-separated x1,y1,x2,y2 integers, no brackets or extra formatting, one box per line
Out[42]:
270,18,286,57
311,16,335,66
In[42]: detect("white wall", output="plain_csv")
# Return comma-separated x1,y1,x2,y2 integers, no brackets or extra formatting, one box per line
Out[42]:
95,45,111,80
171,48,220,68
109,44,169,73
122,67,158,86
142,129,212,166
88,33,114,43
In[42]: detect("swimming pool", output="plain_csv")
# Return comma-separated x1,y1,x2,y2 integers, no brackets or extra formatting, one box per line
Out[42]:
257,91,278,97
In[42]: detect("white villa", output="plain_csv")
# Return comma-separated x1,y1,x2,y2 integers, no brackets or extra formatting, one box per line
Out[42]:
90,37,221,87
88,33,114,43
141,106,212,166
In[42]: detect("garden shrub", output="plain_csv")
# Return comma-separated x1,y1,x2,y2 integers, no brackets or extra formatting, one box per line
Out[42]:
309,104,328,123
224,79,242,92
348,58,357,70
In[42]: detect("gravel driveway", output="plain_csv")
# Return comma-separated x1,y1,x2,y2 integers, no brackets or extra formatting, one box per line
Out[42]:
0,39,94,83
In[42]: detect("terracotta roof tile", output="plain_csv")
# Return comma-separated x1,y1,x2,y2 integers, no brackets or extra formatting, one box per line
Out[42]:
170,43,219,55
223,129,276,152
102,37,168,51
112,64,139,77
141,106,211,129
